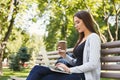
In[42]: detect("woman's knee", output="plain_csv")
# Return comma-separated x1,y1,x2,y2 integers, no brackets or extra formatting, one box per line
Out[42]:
32,65,46,70
33,65,41,68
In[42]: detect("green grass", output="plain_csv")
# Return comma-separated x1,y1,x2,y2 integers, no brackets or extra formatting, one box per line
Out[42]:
0,68,118,80
0,68,30,80
101,78,118,80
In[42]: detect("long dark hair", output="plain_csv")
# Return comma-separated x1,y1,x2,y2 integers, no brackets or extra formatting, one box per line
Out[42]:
73,10,96,51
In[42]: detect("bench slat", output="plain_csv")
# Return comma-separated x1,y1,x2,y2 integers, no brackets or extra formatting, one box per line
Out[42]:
47,51,58,55
36,60,57,64
66,48,73,52
35,60,45,64
46,48,73,55
101,56,120,62
101,65,120,70
48,55,60,59
49,60,57,64
101,41,120,48
101,72,120,78
36,57,43,60
101,48,120,54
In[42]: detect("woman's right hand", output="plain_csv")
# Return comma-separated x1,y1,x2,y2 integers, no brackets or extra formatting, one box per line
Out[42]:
57,47,66,58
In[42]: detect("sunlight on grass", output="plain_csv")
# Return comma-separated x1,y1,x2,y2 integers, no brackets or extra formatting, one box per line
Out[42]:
0,68,31,80
101,78,118,80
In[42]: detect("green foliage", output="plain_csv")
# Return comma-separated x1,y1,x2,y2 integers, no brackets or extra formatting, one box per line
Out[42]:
40,0,85,51
9,54,21,71
17,47,31,66
0,0,40,57
38,0,85,50
0,0,10,38
6,28,23,53
67,28,78,48
9,47,31,71
38,0,120,51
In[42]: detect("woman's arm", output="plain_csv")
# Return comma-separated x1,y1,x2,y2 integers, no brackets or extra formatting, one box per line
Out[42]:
64,54,76,66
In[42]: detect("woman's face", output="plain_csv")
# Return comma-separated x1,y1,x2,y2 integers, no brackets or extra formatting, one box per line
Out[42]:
74,16,86,33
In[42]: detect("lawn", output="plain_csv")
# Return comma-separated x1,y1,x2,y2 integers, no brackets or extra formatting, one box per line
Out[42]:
0,68,30,80
0,68,118,80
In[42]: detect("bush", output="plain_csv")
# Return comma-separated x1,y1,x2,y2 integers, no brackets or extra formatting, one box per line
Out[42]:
9,47,31,71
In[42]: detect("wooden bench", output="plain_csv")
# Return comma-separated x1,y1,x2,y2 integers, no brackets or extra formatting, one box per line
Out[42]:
36,48,73,66
36,40,120,79
101,40,120,79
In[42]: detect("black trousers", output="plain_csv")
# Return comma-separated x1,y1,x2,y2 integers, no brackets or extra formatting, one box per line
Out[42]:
26,65,85,80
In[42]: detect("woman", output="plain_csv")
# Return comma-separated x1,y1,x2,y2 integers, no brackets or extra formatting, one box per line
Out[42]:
26,10,101,80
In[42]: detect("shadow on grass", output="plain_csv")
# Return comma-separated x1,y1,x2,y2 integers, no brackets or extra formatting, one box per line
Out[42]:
0,76,10,80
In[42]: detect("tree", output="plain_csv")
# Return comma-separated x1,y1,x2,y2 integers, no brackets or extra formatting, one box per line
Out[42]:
0,0,19,75
0,0,39,75
9,46,31,71
17,47,31,67
9,53,21,71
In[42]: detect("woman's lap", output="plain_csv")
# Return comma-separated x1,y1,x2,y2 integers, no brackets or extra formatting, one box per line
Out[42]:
27,65,85,80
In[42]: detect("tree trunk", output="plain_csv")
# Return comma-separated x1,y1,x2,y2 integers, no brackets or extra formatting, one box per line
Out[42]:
115,11,119,40
0,17,14,76
93,20,107,43
0,0,18,76
113,0,119,40
0,42,6,75
106,22,114,41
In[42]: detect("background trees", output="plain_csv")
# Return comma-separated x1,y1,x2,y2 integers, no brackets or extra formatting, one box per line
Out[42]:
38,0,120,51
0,0,19,75
0,0,42,74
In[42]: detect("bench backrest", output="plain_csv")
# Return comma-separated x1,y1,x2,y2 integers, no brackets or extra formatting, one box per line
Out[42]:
36,40,120,79
36,48,73,66
101,40,120,79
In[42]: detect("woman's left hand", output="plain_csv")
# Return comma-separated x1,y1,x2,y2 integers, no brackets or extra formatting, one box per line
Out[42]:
56,63,70,73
